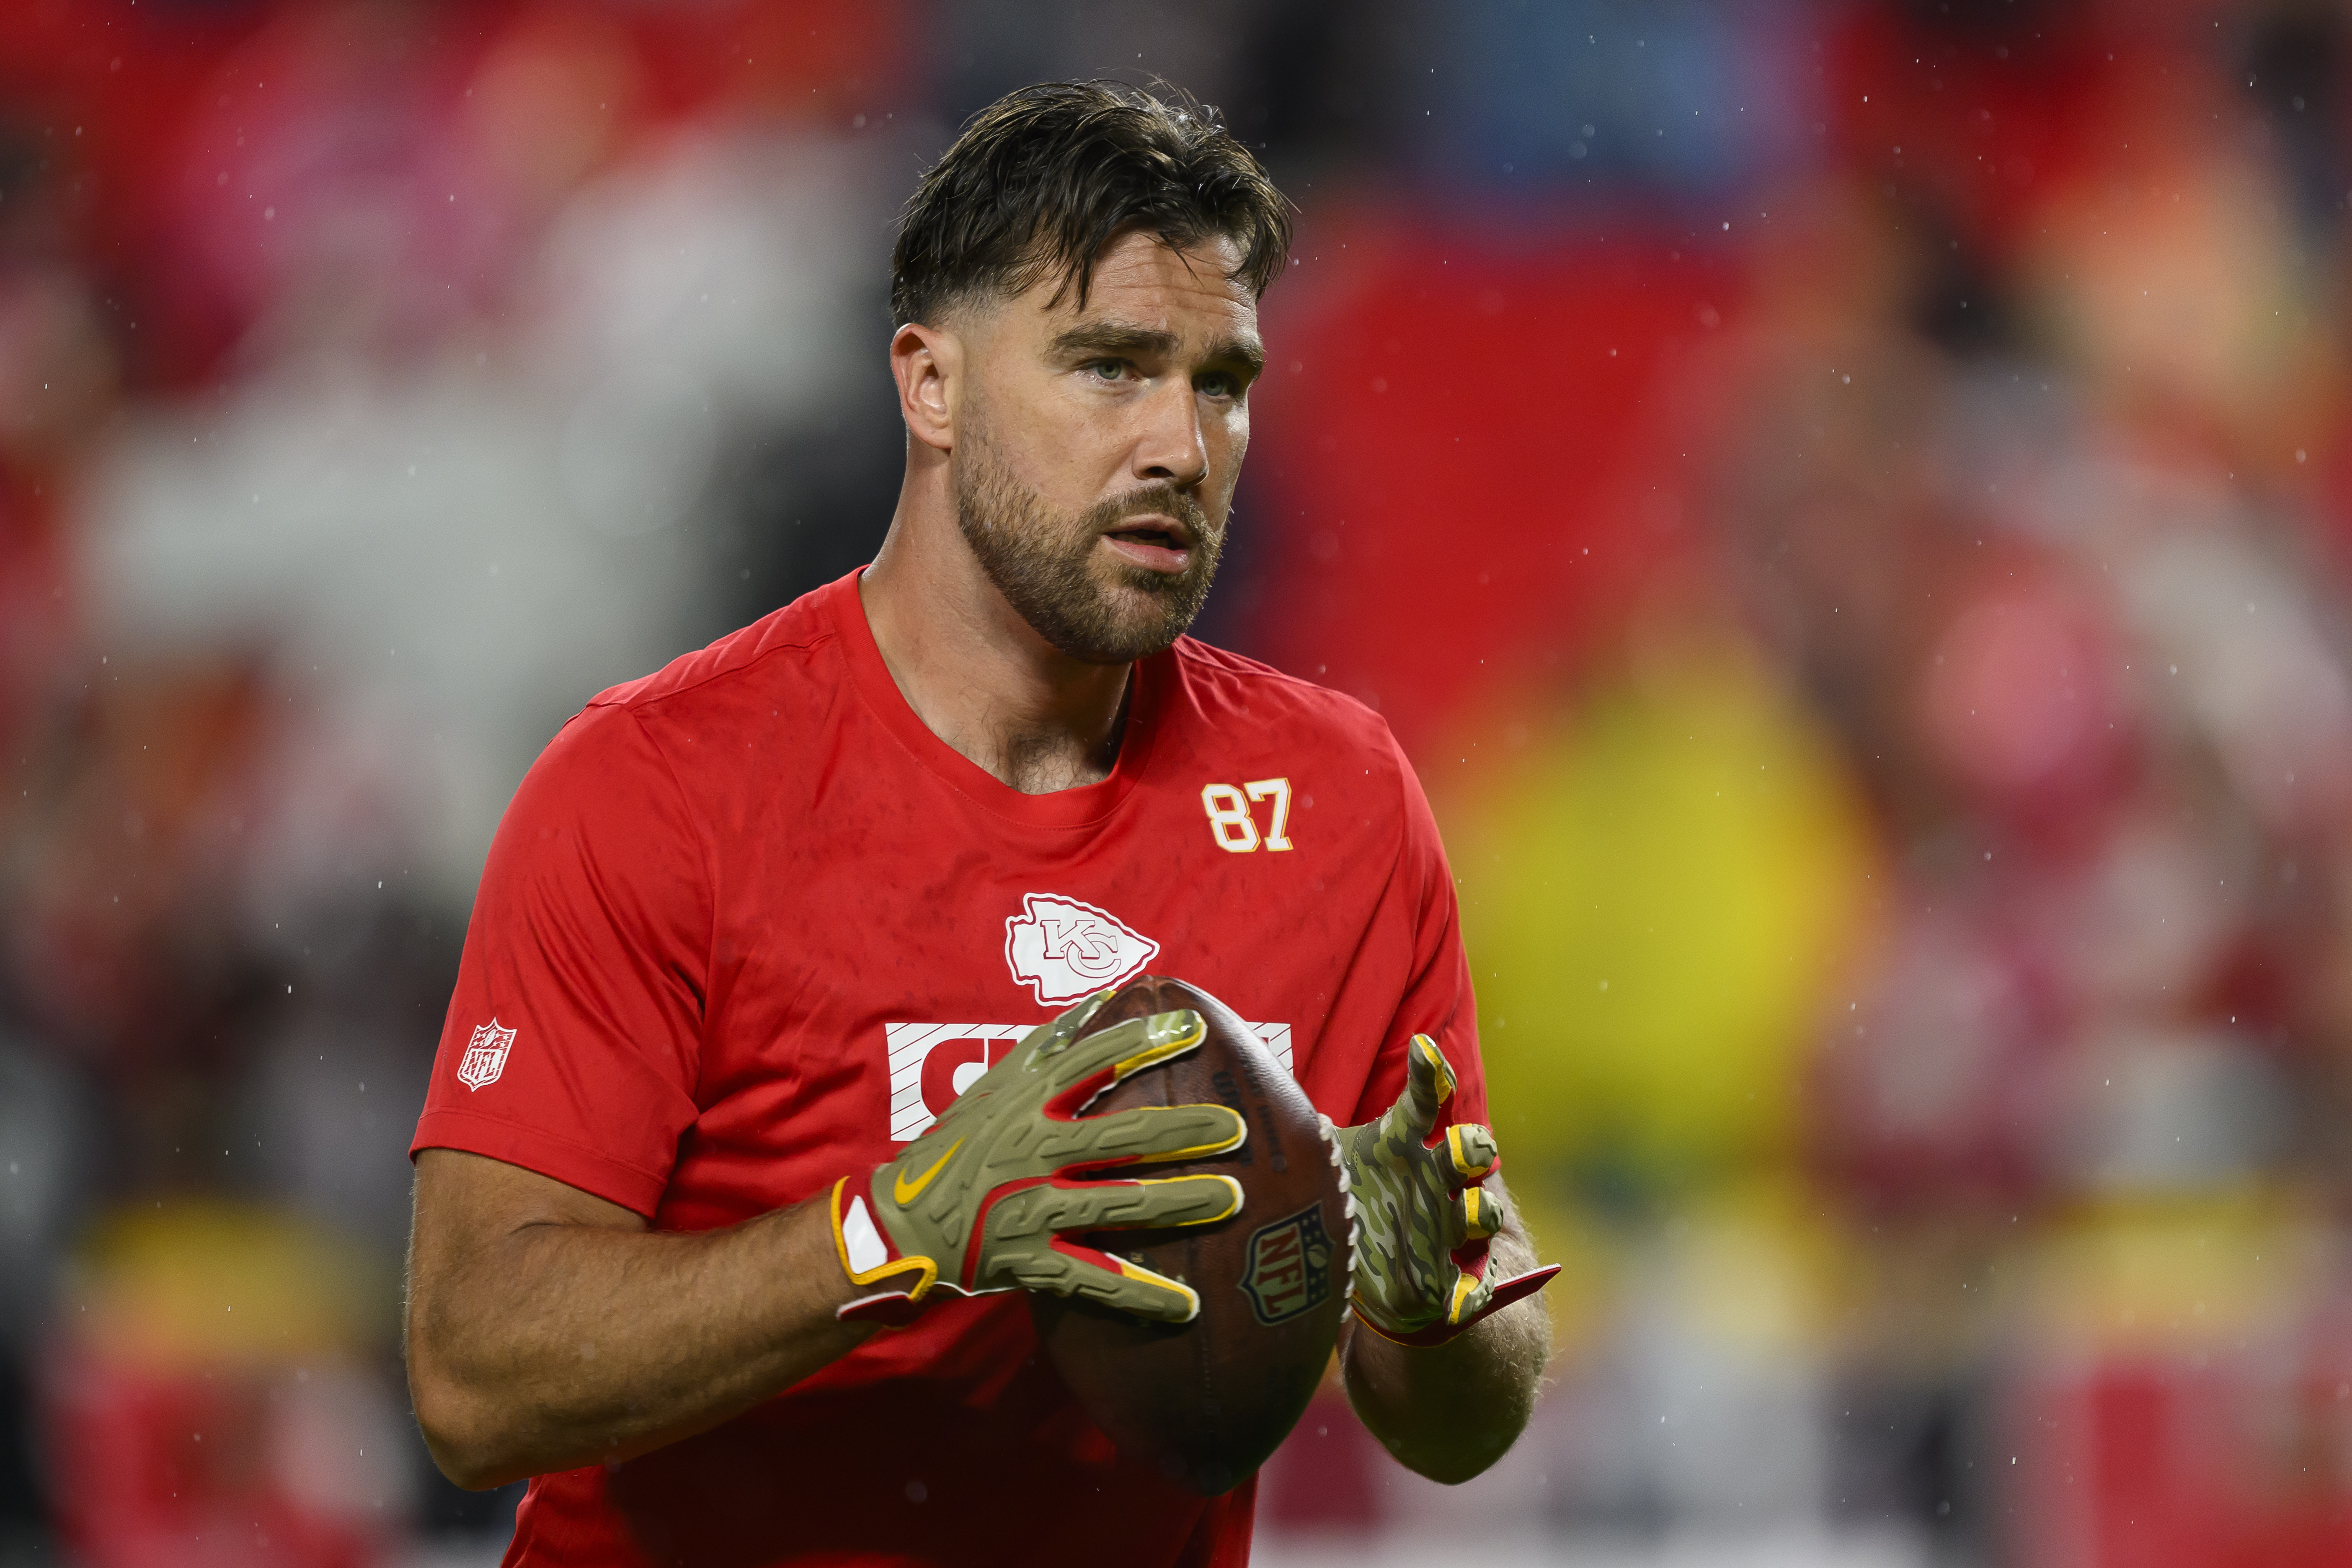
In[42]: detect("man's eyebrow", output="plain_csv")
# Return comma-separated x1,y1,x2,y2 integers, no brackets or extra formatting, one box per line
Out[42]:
1049,322,1180,360
1048,322,1267,379
1205,334,1267,379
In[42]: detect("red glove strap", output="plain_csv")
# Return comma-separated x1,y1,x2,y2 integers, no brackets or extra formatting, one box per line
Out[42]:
1353,1264,1562,1349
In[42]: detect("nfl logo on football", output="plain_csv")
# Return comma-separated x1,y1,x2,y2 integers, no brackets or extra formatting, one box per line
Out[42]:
458,1019,516,1091
1237,1203,1333,1327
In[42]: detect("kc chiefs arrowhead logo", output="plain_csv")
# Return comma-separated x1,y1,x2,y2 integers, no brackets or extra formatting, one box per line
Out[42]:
1003,893,1159,1006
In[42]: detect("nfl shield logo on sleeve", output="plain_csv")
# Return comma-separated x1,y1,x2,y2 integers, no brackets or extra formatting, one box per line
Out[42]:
457,1020,516,1090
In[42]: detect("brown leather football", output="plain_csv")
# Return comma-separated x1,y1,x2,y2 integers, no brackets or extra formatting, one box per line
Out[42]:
1028,975,1353,1496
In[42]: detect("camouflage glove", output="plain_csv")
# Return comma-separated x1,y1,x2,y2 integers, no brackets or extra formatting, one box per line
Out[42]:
829,991,1246,1325
1333,1034,1559,1347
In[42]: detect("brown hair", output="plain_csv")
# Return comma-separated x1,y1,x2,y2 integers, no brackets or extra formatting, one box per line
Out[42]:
890,80,1293,329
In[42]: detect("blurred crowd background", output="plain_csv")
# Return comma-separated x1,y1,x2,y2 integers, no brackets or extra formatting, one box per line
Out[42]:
0,0,2345,1564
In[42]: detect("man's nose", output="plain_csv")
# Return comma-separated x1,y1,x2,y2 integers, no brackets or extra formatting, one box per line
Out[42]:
1134,379,1208,489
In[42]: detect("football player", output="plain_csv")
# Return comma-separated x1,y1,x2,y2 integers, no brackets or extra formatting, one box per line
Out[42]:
405,80,1555,1567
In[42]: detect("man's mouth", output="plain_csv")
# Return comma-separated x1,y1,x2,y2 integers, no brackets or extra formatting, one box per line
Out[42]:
1100,514,1196,574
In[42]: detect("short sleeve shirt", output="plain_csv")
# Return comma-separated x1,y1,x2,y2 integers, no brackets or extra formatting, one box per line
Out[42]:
412,570,1486,1568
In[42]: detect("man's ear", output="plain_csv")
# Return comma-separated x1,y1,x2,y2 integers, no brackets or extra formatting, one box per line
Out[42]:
891,321,961,454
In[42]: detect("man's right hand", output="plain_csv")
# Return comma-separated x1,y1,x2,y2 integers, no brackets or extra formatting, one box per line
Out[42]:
829,991,1247,1324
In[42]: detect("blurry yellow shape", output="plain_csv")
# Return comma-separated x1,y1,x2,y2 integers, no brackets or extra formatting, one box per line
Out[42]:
1660,1175,1857,1354
1507,1172,1859,1365
2029,1190,2318,1357
1454,642,1873,1180
1501,1179,1619,1362
67,1200,382,1371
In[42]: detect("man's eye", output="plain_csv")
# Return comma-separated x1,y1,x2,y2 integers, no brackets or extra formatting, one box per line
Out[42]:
1198,373,1238,399
1085,359,1128,382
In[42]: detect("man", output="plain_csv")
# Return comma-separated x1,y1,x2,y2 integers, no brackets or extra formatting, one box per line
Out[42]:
405,81,1554,1568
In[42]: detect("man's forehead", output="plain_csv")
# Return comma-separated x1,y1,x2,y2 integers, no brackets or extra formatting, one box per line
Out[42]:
1038,231,1258,341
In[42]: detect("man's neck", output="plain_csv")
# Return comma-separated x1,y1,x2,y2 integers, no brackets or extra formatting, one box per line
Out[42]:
858,503,1133,797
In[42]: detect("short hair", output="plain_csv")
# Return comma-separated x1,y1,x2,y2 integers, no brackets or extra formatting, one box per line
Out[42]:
890,81,1293,329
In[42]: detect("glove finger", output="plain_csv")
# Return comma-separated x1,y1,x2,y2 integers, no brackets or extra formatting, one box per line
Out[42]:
1448,1184,1503,1248
1038,1009,1206,1098
1436,1122,1500,1184
1411,1033,1460,1107
939,993,1119,1116
1355,1263,1561,1348
1378,1034,1455,1150
1442,1259,1495,1329
1041,1102,1244,1169
1013,1174,1242,1235
1010,1242,1201,1323
1066,1251,1201,1322
1018,989,1116,1060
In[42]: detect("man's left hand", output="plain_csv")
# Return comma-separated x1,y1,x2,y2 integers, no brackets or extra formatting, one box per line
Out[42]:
1333,1034,1559,1346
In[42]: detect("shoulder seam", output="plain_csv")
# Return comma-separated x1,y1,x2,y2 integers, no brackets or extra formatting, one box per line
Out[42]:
612,704,719,1090
589,629,838,714
1381,727,1415,907
1173,640,1372,707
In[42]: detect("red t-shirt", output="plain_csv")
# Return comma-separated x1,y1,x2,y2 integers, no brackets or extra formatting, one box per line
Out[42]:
411,570,1487,1568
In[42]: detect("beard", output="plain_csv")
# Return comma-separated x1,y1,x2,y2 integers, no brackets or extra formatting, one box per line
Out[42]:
953,421,1225,665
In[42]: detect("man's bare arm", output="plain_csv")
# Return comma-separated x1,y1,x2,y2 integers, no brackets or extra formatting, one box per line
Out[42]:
1337,1180,1550,1485
404,1148,872,1489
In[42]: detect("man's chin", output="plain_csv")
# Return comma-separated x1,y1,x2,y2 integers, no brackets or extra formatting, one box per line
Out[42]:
1053,620,1187,667
1043,578,1208,665
1106,571,1211,642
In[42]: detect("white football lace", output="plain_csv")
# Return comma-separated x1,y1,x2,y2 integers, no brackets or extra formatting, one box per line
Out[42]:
1316,1112,1361,1298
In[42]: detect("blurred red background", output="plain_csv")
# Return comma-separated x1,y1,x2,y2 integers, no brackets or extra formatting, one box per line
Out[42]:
3,3,2350,1565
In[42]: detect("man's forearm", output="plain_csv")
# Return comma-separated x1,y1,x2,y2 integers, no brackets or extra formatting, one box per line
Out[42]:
1338,1210,1550,1484
406,1150,872,1488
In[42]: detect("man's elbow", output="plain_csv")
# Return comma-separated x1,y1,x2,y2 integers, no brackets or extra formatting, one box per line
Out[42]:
408,1351,526,1491
416,1423,516,1492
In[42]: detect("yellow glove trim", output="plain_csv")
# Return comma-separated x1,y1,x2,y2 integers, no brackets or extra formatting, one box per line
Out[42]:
1126,1172,1247,1224
1413,1034,1457,1101
1444,1124,1492,1179
1110,1012,1209,1082
1125,1106,1250,1165
1445,1269,1480,1326
830,1176,940,1298
1110,1253,1202,1321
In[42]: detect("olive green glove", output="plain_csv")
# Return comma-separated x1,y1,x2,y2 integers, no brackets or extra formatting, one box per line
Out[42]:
1334,1034,1559,1346
830,991,1247,1325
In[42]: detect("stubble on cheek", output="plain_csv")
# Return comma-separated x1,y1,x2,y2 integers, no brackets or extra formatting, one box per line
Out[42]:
951,417,1226,665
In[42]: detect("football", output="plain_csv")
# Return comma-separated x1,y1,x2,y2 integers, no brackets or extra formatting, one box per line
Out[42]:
1029,975,1353,1496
